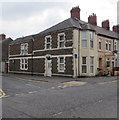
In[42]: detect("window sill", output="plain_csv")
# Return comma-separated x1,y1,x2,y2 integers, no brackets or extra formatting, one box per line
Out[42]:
58,70,65,73
20,69,28,71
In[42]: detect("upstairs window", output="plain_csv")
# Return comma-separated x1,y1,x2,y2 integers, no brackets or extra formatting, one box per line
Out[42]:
45,36,52,49
114,40,118,51
90,32,94,48
58,33,65,48
105,40,111,51
99,39,102,50
109,41,111,51
106,40,108,50
20,43,28,55
82,31,87,48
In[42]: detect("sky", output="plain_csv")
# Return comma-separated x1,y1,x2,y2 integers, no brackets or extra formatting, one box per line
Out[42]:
0,0,119,40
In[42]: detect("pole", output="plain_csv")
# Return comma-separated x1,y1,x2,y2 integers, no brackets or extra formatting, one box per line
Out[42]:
75,58,77,80
32,38,34,76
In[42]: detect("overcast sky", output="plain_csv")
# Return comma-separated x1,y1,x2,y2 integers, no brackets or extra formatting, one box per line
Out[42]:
0,0,119,40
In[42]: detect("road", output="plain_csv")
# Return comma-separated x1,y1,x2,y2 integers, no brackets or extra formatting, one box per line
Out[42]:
1,74,118,118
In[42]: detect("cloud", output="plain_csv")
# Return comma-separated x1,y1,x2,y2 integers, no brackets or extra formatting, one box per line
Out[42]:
1,4,70,39
0,1,118,39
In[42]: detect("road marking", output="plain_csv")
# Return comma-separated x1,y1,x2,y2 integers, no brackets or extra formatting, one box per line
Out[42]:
99,100,103,103
28,91,37,94
0,89,6,98
53,112,62,116
62,85,68,88
98,80,119,85
15,94,21,96
15,77,47,83
63,81,87,86
51,87,55,89
3,95,10,98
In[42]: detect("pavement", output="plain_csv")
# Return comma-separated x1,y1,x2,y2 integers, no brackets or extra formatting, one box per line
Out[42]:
1,73,119,84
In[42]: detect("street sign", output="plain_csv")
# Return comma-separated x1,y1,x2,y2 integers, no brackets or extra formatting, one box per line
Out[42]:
74,54,78,59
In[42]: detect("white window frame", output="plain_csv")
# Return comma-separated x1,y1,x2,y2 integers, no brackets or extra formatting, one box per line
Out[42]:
106,58,110,67
109,41,111,51
58,56,65,72
82,31,87,48
99,39,102,50
114,40,118,51
58,33,65,48
90,32,94,48
105,40,111,51
20,58,28,70
45,35,52,49
112,58,115,68
82,57,87,73
106,40,108,50
90,56,94,73
20,43,28,55
115,58,118,67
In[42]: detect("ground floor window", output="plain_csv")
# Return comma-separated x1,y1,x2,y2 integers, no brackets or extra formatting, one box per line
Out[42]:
106,58,110,67
115,59,117,67
112,58,115,68
90,56,94,73
20,58,28,70
58,57,65,72
82,57,87,73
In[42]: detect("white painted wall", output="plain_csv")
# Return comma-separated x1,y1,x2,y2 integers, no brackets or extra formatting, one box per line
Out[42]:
0,62,5,73
79,30,98,76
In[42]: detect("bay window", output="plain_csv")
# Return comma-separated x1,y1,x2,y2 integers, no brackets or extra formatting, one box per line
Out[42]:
82,31,87,48
82,57,87,73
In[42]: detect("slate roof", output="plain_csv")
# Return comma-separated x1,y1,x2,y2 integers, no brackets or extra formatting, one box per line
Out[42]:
10,36,33,45
11,17,119,44
38,17,119,39
0,38,13,44
0,38,13,61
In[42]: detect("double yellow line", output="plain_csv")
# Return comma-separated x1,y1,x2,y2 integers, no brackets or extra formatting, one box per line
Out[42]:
0,89,6,98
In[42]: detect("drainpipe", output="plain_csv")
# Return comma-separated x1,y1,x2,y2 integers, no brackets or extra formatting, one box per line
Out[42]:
78,30,80,77
32,38,35,76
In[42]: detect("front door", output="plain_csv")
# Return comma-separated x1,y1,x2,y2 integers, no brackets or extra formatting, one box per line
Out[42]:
46,59,52,77
99,58,102,69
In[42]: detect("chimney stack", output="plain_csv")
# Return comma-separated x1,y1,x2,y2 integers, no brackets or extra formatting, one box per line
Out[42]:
112,25,119,33
88,13,97,26
0,34,6,40
70,6,81,20
102,20,110,30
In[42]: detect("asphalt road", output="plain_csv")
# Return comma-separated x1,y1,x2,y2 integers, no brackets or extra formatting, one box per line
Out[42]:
1,74,118,118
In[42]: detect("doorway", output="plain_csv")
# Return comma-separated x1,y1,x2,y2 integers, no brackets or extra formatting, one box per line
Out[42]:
45,55,52,77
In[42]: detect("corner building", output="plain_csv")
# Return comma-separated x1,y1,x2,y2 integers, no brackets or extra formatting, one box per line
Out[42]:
9,6,119,77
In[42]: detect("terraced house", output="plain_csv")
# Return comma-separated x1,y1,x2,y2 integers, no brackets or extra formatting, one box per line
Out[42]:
9,6,119,77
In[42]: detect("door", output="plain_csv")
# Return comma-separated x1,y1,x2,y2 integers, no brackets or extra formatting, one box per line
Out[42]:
99,58,102,69
46,59,52,77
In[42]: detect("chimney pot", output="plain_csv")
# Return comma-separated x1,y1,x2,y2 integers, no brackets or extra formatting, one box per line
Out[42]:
102,20,110,30
70,6,81,20
88,13,97,26
112,25,119,33
0,34,6,40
